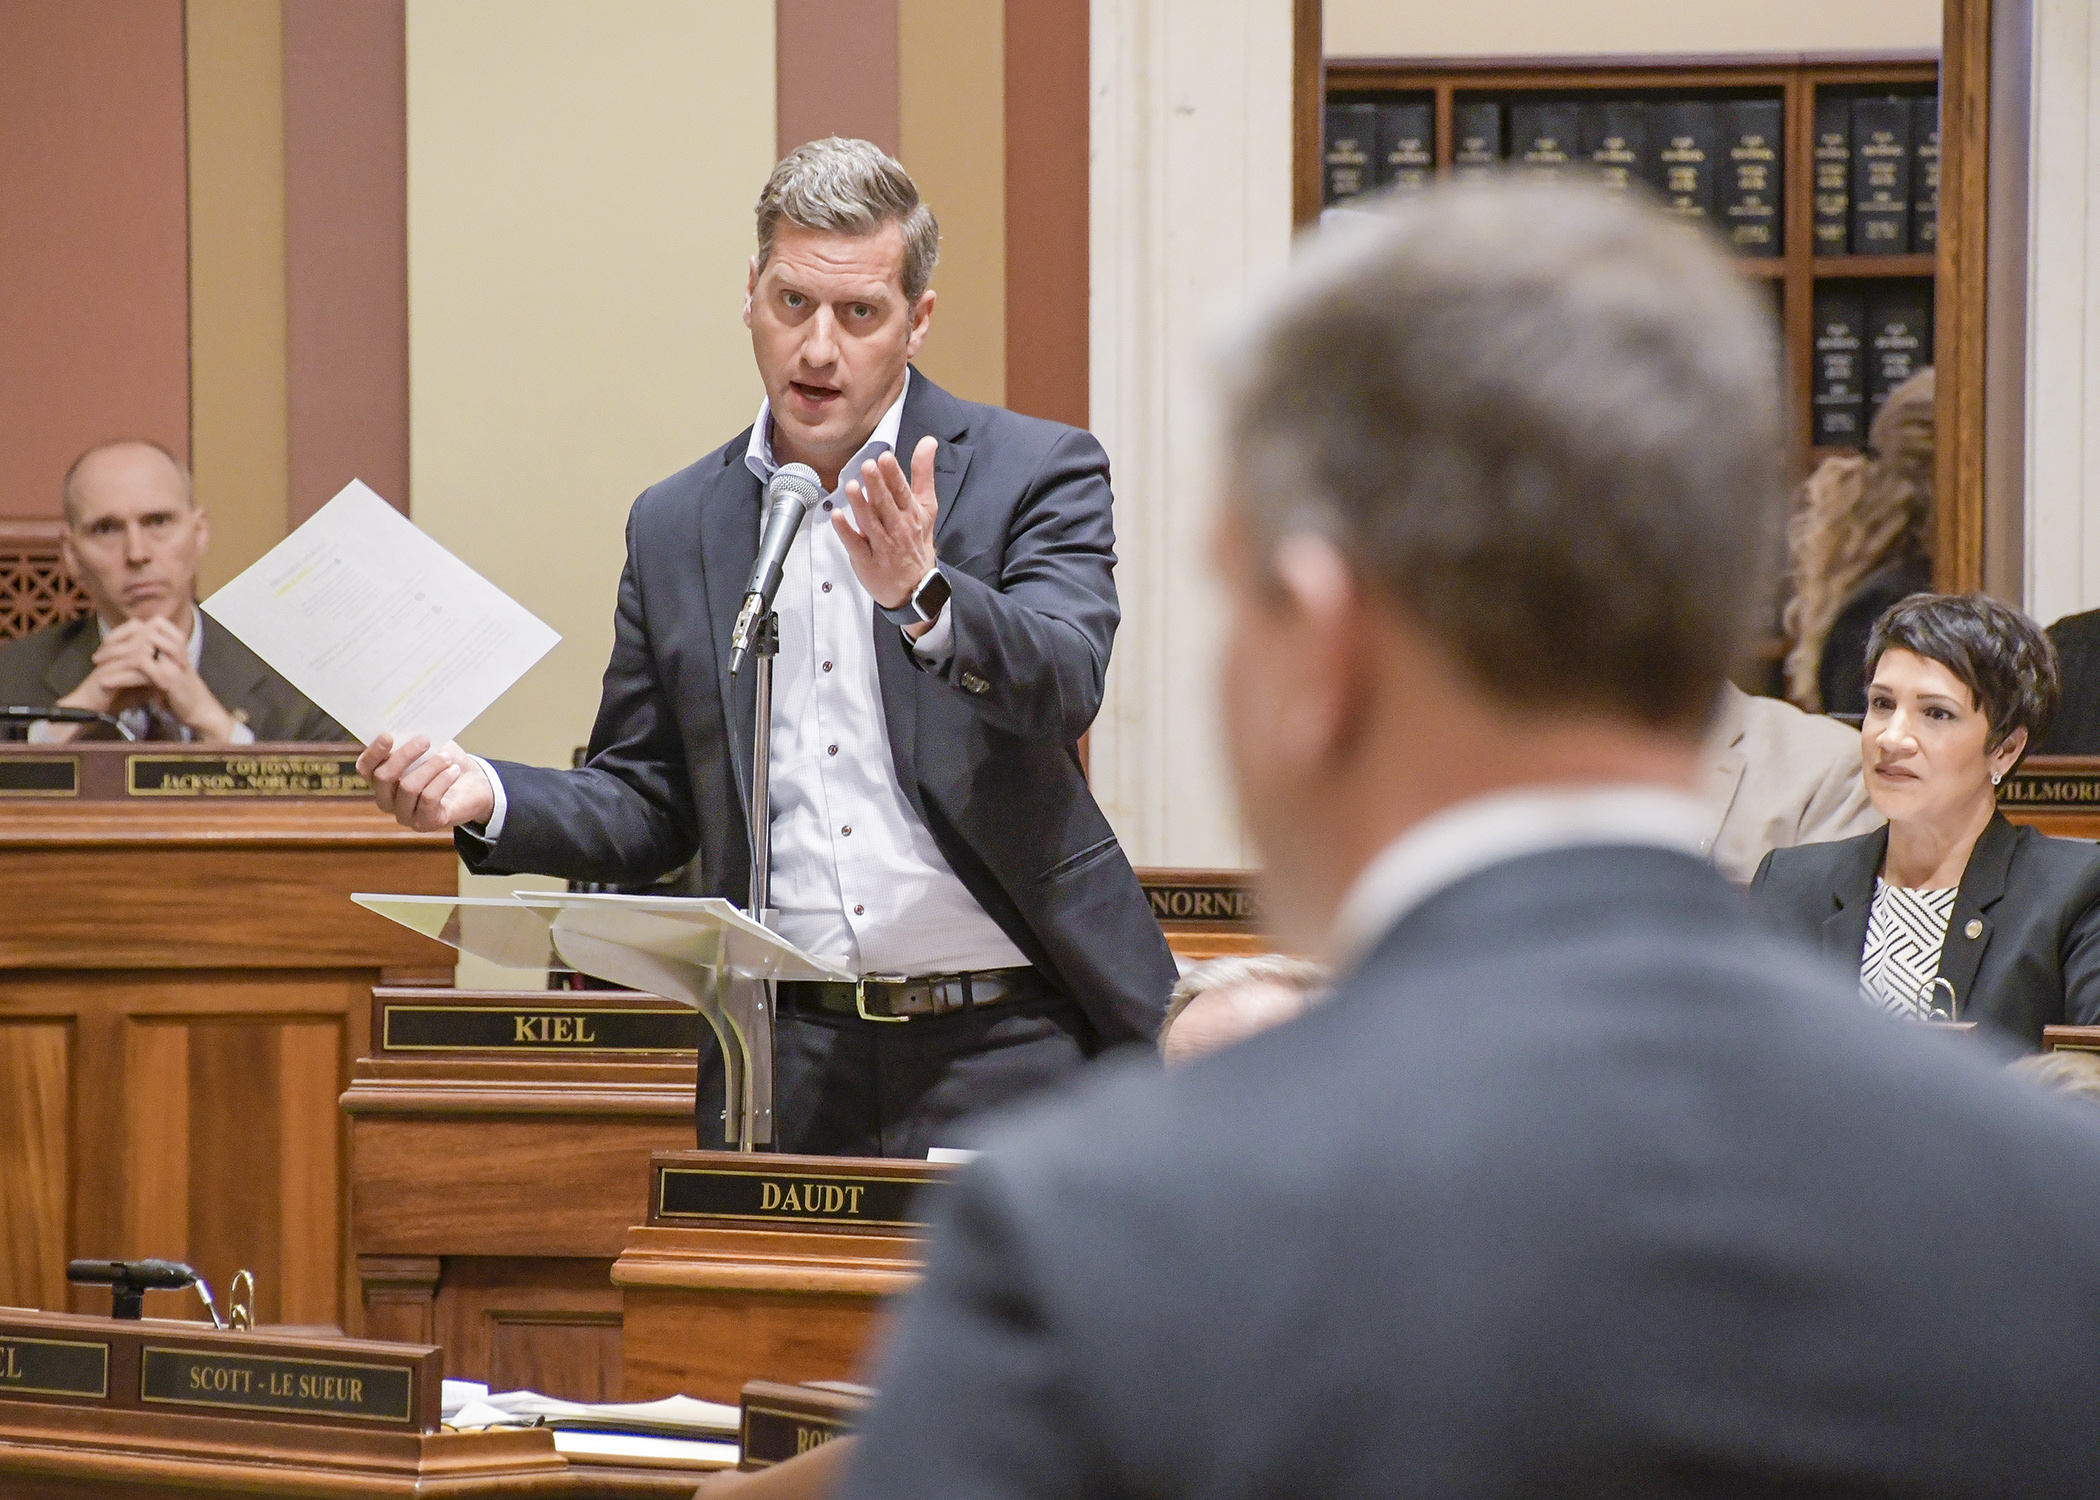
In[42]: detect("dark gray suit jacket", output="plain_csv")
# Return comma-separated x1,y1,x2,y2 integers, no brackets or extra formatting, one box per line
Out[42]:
1750,812,2100,1047
0,612,347,741
462,373,1175,1046
843,845,2100,1498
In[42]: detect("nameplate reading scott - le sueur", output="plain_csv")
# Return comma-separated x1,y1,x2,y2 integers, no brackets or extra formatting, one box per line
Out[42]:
0,756,78,797
0,1334,109,1399
140,1347,414,1424
657,1165,942,1230
126,753,369,798
381,1002,701,1054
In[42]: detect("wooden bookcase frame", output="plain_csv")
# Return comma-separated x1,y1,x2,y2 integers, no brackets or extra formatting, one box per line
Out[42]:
1323,53,1940,470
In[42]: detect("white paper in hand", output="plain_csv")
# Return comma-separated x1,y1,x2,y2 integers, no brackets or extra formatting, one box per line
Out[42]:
201,480,559,745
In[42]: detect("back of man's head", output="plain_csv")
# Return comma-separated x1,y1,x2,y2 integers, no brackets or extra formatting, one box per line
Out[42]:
1223,180,1784,733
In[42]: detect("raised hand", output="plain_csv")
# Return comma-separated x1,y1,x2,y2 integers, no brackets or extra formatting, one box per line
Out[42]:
837,435,940,633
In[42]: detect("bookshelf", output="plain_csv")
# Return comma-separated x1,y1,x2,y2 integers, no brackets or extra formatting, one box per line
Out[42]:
1322,54,1940,467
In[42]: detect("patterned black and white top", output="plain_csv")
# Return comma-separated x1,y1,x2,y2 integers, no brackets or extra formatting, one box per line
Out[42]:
1859,878,1959,1018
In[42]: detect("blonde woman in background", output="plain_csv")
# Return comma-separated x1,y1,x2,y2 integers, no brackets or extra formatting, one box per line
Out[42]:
1782,368,1935,716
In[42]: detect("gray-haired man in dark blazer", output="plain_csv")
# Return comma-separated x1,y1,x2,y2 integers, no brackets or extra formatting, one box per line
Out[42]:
838,182,2100,1495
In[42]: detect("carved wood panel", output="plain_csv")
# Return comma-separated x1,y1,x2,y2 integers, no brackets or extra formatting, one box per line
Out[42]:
0,521,91,641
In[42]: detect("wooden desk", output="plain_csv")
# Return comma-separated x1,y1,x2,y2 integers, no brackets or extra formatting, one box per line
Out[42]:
0,748,454,1336
343,989,700,1399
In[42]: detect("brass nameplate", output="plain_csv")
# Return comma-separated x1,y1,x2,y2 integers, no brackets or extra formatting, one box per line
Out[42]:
382,1003,700,1053
1143,879,1258,926
127,753,369,798
741,1405,854,1467
2001,770,2100,810
0,756,78,798
658,1167,939,1229
140,1347,414,1424
0,1334,108,1399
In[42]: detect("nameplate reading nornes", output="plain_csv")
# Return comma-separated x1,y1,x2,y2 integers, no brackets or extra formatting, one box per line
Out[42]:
658,1166,941,1229
382,1003,701,1053
0,1334,109,1399
0,756,78,797
1141,875,1259,927
140,1347,414,1424
127,753,369,797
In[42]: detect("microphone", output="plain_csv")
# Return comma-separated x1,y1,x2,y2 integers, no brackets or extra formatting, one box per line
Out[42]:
730,463,826,675
68,1257,202,1319
0,705,135,741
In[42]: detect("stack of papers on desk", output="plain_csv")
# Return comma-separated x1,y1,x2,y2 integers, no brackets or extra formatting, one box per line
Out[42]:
445,1388,741,1469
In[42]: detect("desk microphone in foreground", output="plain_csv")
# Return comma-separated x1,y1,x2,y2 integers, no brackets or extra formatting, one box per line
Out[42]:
67,1257,203,1319
730,463,825,675
0,704,135,741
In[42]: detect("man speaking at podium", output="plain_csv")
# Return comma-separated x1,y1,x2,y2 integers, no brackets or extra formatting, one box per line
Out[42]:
359,138,1174,1157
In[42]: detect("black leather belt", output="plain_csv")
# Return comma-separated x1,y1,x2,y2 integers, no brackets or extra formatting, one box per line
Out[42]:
780,967,1038,1023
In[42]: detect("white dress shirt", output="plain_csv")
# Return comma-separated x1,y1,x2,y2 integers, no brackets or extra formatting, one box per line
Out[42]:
480,373,1026,978
27,610,256,744
1330,784,1713,969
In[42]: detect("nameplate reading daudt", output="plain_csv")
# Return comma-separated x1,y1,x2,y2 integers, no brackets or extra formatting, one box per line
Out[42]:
0,1334,109,1399
140,1347,414,1424
382,1003,701,1054
127,753,369,798
658,1167,939,1229
0,757,78,798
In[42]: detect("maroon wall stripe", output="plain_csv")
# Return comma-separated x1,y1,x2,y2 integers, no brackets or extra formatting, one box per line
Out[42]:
283,0,409,521
777,0,900,158
1004,0,1088,429
0,0,191,519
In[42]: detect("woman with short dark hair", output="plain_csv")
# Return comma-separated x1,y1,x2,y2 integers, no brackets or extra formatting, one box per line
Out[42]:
1752,592,2100,1047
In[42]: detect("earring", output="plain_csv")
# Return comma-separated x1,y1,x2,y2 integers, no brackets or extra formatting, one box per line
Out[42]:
1992,771,2003,786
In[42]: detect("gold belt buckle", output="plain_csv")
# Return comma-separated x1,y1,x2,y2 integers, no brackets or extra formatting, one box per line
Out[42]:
855,976,912,1023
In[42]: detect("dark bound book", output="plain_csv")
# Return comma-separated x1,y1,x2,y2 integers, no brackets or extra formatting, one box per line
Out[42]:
1813,95,1851,253
1509,101,1580,182
1811,289,1868,446
1580,100,1646,194
1651,100,1719,227
1452,100,1502,179
1323,103,1377,205
1850,96,1913,254
1721,98,1783,256
1866,288,1933,423
1912,94,1941,252
1377,101,1435,193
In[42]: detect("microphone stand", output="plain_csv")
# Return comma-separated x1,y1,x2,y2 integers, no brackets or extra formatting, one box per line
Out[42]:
739,609,781,1153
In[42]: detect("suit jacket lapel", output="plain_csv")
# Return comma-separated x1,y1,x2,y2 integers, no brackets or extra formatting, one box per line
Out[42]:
197,613,268,718
1822,824,1887,966
698,445,764,821
1937,812,2015,1018
43,617,98,701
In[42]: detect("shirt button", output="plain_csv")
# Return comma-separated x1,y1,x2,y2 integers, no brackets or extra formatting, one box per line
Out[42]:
854,904,865,916
822,581,832,593
841,825,852,837
822,661,833,673
822,500,833,512
827,744,838,756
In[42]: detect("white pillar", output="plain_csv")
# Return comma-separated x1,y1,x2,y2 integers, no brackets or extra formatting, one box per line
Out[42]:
2023,0,2100,622
1087,0,1294,868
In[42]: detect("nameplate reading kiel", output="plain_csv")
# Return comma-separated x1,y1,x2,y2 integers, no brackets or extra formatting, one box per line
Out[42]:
659,1168,937,1229
127,754,370,798
0,757,78,797
382,1003,700,1053
140,1348,413,1423
0,1335,108,1399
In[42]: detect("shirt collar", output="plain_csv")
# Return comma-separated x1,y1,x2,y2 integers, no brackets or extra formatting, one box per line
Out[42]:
95,609,204,671
743,368,911,492
1329,783,1712,969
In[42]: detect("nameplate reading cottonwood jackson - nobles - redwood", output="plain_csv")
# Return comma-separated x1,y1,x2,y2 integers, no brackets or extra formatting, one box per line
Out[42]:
126,752,369,797
381,1002,701,1053
0,756,77,797
1140,872,1259,927
0,1333,109,1399
655,1156,946,1230
140,1347,415,1424
2000,767,2100,809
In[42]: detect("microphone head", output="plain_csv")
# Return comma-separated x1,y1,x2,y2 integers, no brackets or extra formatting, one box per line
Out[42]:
768,463,825,513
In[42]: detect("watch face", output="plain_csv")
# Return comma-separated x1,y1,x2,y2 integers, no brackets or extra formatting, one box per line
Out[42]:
915,570,953,620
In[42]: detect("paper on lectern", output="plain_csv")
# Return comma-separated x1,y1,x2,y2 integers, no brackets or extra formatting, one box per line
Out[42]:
201,480,559,745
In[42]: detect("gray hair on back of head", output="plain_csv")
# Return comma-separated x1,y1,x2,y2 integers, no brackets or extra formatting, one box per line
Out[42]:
1219,177,1786,732
755,137,940,303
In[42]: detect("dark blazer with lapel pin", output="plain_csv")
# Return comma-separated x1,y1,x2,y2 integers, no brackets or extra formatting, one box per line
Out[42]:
0,612,347,742
461,372,1176,1047
1750,812,2100,1045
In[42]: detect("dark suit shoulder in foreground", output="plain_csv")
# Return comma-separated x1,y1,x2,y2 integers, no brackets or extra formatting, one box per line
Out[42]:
843,846,2100,1499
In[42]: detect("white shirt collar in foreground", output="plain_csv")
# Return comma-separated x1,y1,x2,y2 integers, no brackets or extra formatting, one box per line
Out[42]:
744,369,912,497
1329,783,1713,969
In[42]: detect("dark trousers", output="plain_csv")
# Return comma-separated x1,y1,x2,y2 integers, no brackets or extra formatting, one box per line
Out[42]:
694,978,1101,1158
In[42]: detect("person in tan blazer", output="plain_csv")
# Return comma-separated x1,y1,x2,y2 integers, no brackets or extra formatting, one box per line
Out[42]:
1700,682,1882,885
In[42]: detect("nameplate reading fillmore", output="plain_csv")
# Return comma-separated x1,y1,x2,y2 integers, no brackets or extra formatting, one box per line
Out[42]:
0,1334,108,1399
0,756,78,798
383,1003,701,1054
2000,769,2100,810
659,1167,940,1229
140,1347,413,1424
127,753,369,798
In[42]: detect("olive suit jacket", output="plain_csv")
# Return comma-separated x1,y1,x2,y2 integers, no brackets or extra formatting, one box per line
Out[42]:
1750,811,2100,1046
0,612,346,742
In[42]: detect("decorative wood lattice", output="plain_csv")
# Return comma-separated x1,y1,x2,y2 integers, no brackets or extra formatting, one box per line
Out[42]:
0,522,91,642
